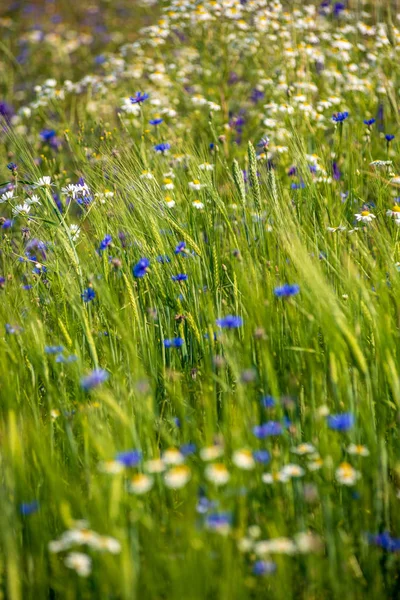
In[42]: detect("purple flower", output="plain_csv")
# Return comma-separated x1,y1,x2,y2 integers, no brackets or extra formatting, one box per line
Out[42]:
274,284,300,298
133,258,150,278
216,315,243,329
327,412,354,432
332,162,341,180
81,368,109,391
115,449,142,467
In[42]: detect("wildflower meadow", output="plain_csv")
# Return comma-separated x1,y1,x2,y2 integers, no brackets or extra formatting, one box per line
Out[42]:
1,0,400,597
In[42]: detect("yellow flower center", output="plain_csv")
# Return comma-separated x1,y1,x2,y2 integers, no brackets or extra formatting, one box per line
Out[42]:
361,210,370,216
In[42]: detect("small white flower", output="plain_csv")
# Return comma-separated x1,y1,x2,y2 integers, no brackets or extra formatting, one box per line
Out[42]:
129,473,154,495
163,178,175,190
0,190,14,203
347,444,370,457
335,462,361,486
255,538,297,556
35,176,53,187
280,464,305,478
386,207,400,219
145,459,165,473
192,199,204,210
354,210,376,223
291,443,316,456
327,225,347,232
12,202,31,216
95,536,121,554
69,224,80,241
188,180,203,191
64,552,92,577
98,460,125,474
140,170,155,180
162,448,185,465
200,445,224,461
232,449,255,470
204,463,230,485
262,471,290,484
26,194,41,205
199,163,214,171
165,197,176,208
164,465,191,489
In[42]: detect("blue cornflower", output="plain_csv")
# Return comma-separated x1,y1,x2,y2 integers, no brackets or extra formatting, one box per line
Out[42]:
332,111,349,122
274,284,300,298
2,219,14,229
172,273,188,282
253,560,276,576
253,450,270,464
115,449,142,467
55,353,78,364
364,118,375,126
216,315,243,329
149,118,163,126
327,412,354,432
40,128,56,142
133,257,150,278
45,345,64,354
7,162,17,172
261,395,275,408
20,501,39,516
368,532,400,552
156,255,170,263
163,337,184,348
205,512,232,532
180,443,196,456
81,368,109,391
291,181,306,190
253,421,282,439
197,496,218,514
6,324,21,334
257,136,270,148
385,134,395,142
130,92,149,104
334,2,346,15
175,241,186,254
99,234,112,253
81,287,95,302
154,143,171,154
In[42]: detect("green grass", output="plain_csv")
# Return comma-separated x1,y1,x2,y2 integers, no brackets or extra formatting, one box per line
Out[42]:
1,0,400,598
